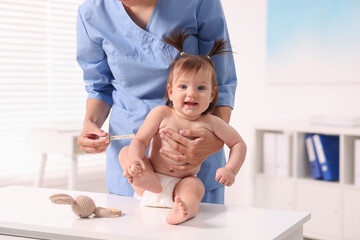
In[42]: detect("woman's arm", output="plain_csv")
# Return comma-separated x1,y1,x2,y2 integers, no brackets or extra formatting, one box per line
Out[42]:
213,106,231,124
76,8,114,153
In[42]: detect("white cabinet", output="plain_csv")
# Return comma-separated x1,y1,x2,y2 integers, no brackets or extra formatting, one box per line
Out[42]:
254,124,360,240
255,175,295,210
344,188,360,240
296,181,341,239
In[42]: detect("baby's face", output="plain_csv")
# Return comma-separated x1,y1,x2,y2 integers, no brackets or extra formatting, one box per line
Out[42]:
168,69,215,120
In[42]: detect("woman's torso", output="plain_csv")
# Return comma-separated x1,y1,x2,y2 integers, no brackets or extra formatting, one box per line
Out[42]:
78,0,231,194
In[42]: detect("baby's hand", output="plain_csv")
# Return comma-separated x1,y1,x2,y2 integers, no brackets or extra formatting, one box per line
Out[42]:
215,167,236,187
127,159,146,177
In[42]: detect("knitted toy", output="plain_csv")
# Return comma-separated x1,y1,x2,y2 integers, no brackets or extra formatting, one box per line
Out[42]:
49,193,121,218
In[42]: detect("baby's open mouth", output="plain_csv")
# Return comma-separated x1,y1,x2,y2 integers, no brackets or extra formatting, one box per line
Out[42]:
184,102,198,106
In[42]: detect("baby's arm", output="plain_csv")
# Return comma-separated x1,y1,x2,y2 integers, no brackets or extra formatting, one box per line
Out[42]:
126,106,166,177
210,116,247,186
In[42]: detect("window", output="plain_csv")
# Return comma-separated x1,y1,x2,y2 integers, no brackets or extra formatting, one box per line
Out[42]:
0,0,87,184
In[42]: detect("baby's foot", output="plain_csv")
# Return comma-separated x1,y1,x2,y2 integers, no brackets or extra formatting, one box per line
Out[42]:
128,164,144,176
166,196,192,225
130,169,162,193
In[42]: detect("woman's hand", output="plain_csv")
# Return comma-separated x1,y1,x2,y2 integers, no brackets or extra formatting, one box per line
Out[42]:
77,120,110,154
159,128,224,172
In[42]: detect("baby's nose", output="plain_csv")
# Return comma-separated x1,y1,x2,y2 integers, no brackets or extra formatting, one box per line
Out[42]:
187,88,197,97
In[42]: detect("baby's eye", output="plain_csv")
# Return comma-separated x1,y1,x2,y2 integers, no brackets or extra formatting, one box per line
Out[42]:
198,86,205,90
180,85,187,89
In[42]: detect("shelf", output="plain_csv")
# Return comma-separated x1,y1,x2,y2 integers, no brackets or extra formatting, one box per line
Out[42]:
255,129,293,177
254,123,360,135
255,173,293,180
296,178,340,188
344,184,360,190
254,124,360,240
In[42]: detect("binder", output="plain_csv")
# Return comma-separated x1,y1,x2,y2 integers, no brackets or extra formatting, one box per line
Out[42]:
312,134,340,181
263,132,290,176
305,134,322,179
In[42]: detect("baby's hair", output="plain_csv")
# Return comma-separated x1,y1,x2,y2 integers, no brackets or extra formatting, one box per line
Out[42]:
164,30,191,54
164,29,231,115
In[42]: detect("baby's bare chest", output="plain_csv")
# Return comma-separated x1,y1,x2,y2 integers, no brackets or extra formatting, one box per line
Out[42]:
159,115,212,133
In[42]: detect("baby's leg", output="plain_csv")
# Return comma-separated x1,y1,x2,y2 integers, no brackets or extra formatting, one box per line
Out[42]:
119,146,162,194
166,176,205,225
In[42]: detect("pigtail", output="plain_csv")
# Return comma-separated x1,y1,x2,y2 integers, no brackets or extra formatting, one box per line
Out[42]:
164,29,191,53
207,39,232,59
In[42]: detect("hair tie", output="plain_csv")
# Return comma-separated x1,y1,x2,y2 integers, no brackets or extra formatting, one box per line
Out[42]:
180,52,185,56
207,56,211,60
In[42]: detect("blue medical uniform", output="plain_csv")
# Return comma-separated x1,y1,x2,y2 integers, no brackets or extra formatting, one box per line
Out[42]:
76,0,237,204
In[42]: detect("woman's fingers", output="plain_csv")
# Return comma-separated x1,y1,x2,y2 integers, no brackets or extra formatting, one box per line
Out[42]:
178,128,207,138
80,143,109,153
159,128,192,148
160,131,187,155
159,148,187,162
81,137,108,147
77,120,110,153
159,127,223,171
168,163,192,172
79,137,110,153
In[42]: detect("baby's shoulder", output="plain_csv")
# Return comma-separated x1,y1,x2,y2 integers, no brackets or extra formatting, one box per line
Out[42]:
152,105,170,111
199,114,227,128
151,105,172,116
200,113,220,122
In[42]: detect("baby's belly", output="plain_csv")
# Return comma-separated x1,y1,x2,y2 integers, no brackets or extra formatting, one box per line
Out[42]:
150,154,201,178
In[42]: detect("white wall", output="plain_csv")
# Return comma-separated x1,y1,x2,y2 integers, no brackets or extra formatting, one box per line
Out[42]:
222,0,360,205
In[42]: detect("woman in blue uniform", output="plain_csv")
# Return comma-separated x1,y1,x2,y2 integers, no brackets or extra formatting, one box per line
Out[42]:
76,0,237,204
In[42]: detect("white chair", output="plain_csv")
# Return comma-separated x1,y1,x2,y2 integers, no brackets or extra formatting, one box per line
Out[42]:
29,128,83,190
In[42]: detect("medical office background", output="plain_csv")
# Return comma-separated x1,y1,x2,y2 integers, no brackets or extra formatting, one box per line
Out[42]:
1,0,360,239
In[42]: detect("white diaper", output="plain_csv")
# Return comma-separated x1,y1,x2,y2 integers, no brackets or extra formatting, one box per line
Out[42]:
134,173,182,209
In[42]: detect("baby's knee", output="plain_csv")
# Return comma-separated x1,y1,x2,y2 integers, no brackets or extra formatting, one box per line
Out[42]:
191,177,205,195
188,176,204,188
118,146,129,165
177,176,205,197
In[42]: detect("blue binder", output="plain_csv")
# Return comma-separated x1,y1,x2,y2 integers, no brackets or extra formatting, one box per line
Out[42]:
312,134,340,181
305,134,322,179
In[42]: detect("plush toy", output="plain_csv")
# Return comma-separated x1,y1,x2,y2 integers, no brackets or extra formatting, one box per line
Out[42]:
49,193,121,218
